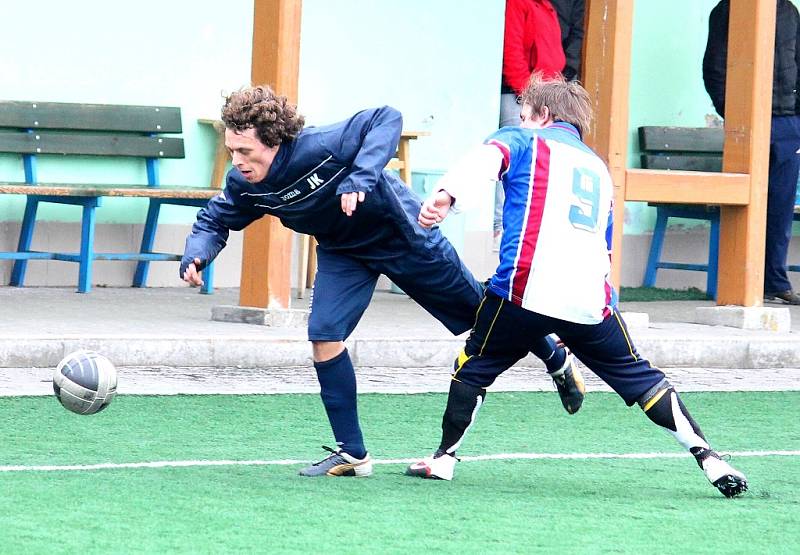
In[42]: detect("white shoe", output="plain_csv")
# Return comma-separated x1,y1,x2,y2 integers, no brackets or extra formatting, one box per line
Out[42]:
406,450,457,481
698,449,748,497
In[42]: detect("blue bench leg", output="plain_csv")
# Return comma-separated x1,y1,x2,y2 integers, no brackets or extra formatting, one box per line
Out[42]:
643,208,668,287
77,201,99,293
201,261,215,294
10,197,39,286
133,200,161,288
706,215,720,299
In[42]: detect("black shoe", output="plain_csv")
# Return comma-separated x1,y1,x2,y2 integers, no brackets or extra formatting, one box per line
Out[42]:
692,447,748,498
764,290,800,305
298,445,373,477
548,350,585,414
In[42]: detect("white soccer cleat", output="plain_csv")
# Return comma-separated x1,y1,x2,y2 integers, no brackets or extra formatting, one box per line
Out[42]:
405,450,457,481
697,449,748,498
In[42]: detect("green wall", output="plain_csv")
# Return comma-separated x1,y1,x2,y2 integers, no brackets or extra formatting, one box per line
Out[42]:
0,0,505,241
0,0,254,224
297,0,505,244
1,0,785,240
626,0,720,234
627,0,800,234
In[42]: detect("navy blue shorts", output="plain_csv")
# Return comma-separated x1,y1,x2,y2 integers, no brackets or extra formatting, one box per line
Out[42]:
307,228,484,341
453,291,665,406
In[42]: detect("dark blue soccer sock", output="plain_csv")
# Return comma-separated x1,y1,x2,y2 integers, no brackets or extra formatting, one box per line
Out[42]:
314,348,367,459
530,335,566,373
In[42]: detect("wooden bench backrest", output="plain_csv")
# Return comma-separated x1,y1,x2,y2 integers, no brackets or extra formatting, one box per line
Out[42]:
0,101,184,158
638,126,723,172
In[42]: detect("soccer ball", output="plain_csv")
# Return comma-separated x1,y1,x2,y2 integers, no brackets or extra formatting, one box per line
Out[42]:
53,350,118,415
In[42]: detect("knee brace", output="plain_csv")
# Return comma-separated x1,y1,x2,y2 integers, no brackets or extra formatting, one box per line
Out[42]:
638,379,708,450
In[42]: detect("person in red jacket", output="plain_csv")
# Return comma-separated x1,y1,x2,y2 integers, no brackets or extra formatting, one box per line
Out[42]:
495,0,566,247
501,0,566,101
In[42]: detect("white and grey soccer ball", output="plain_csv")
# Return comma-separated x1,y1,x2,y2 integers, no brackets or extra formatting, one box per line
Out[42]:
53,350,118,415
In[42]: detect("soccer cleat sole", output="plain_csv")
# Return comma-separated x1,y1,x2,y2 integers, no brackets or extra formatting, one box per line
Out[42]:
712,474,748,498
325,461,372,477
563,366,585,414
405,465,448,480
552,362,585,415
405,455,456,480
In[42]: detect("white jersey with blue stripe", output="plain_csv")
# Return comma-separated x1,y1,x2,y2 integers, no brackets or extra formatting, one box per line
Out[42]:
486,123,615,324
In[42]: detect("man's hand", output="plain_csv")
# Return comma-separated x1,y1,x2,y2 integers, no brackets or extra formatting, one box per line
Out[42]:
182,257,204,287
341,191,366,216
418,190,453,228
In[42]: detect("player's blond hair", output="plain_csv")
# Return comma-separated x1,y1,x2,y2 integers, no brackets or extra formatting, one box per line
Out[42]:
520,72,593,137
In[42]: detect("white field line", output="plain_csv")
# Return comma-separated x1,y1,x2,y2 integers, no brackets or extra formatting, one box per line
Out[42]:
1,450,798,473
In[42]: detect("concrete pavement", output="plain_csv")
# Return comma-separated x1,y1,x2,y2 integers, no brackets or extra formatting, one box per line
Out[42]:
1,286,800,373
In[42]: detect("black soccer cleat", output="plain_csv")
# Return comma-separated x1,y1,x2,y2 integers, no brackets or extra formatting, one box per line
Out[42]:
548,350,585,414
692,447,748,498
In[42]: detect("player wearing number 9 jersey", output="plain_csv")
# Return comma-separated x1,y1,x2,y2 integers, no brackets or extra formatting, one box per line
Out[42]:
406,73,748,498
486,122,615,324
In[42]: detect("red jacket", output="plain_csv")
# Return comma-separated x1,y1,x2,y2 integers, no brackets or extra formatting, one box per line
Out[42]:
502,0,566,94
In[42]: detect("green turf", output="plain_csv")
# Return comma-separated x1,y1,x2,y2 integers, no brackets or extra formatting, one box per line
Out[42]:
1,392,798,553
618,286,710,302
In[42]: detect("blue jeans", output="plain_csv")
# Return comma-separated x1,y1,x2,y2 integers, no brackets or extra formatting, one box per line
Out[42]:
765,115,800,294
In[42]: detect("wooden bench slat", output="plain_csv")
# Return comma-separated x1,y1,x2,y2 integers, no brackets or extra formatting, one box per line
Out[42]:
0,101,182,133
641,154,723,172
0,183,218,199
639,126,724,153
0,132,185,158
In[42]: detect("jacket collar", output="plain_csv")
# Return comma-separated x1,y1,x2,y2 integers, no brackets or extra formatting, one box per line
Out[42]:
549,121,581,139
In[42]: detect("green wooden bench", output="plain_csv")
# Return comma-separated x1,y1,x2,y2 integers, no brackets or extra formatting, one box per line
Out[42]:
0,101,220,293
639,125,800,299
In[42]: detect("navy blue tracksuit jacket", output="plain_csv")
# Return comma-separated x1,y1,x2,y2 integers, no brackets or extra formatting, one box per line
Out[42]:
180,106,430,272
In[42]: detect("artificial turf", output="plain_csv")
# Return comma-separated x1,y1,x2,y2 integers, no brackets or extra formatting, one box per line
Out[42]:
1,391,798,553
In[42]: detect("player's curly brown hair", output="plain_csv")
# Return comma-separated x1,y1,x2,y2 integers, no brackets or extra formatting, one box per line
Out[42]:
221,85,305,147
520,72,593,137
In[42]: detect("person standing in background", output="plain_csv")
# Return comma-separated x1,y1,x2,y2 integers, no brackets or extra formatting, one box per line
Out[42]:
549,0,585,81
703,0,800,305
496,0,565,249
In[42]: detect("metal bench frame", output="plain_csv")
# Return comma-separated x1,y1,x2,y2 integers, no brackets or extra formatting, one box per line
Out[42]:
0,101,218,293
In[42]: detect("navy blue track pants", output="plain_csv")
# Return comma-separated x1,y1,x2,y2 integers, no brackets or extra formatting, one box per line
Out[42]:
307,228,484,341
453,291,665,406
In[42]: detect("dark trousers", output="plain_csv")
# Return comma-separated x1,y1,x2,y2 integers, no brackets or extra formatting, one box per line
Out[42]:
454,291,665,406
765,115,800,294
307,228,485,341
